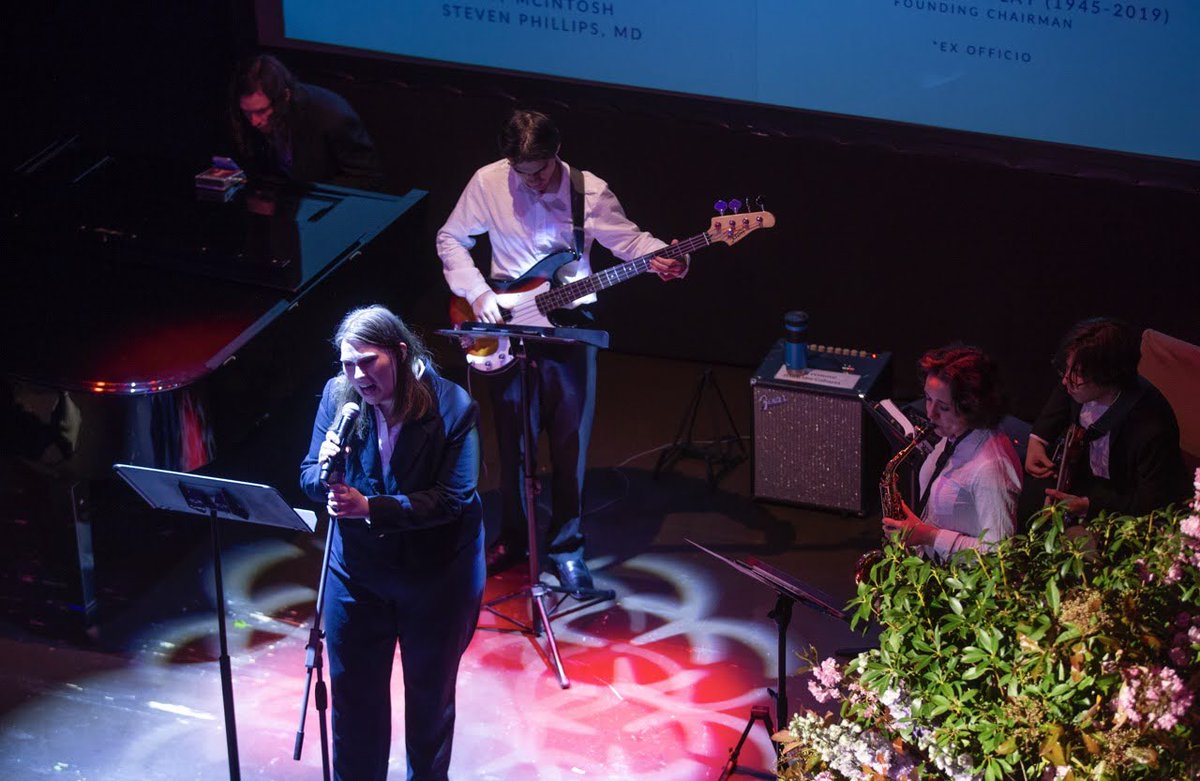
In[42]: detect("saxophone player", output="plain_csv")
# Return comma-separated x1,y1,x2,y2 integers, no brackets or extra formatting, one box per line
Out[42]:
882,345,1022,563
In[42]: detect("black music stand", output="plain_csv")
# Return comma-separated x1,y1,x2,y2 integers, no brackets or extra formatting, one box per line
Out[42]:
687,538,847,780
113,464,317,781
437,322,615,688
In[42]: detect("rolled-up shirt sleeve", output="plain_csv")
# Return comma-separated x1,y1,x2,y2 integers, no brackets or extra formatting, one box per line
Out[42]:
436,171,492,304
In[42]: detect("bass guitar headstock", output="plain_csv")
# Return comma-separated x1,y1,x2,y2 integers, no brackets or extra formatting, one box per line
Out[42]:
707,197,776,246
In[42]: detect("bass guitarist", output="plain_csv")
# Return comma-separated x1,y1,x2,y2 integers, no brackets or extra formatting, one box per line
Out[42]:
436,109,687,593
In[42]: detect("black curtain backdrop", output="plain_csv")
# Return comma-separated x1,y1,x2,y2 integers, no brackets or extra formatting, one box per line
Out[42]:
8,1,1197,421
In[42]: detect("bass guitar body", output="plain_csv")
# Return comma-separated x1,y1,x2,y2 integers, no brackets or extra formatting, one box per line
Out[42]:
448,250,578,373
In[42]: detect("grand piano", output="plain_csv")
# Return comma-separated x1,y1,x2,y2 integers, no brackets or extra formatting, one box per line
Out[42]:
3,137,424,629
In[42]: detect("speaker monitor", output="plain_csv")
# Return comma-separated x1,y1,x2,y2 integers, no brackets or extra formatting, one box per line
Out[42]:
751,340,891,515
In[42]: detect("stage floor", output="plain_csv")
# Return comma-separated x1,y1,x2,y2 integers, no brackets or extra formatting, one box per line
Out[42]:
1,351,882,780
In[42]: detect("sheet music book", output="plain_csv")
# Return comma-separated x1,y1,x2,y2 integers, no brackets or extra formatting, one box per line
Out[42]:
864,396,934,455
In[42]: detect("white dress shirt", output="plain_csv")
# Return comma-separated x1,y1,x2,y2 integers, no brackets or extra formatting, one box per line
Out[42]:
436,158,670,306
918,428,1022,561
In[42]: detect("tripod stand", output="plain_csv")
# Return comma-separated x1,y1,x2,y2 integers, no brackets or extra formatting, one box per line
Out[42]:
438,322,615,688
654,368,747,490
113,464,318,781
687,539,848,779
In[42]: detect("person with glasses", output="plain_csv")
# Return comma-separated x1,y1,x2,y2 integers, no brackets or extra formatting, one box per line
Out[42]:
882,345,1022,563
229,54,383,190
436,109,686,594
1023,317,1188,521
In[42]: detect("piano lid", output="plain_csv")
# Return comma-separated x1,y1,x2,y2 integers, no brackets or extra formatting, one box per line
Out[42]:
6,138,424,394
6,137,423,298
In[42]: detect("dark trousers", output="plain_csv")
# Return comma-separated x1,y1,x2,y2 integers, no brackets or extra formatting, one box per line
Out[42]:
488,342,597,568
325,525,484,781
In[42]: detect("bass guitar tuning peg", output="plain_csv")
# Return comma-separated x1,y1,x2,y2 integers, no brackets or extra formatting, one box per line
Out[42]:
713,199,728,215
728,198,742,214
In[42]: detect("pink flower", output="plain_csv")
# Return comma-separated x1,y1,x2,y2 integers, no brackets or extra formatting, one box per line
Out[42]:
808,678,838,703
805,657,844,704
813,657,842,688
1181,515,1200,540
1113,664,1194,732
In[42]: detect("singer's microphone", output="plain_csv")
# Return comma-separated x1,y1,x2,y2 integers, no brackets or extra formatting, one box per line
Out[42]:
319,401,361,486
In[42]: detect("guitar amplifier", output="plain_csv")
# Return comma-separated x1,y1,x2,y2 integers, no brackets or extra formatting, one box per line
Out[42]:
751,340,892,514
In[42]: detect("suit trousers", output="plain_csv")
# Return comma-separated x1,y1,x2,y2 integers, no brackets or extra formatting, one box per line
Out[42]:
325,523,484,781
488,341,597,568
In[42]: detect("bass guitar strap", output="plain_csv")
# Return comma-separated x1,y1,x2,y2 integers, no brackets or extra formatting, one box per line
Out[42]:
569,165,585,259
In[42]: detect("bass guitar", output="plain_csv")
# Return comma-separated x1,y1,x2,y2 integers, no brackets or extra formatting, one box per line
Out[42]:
1047,421,1086,507
449,207,775,372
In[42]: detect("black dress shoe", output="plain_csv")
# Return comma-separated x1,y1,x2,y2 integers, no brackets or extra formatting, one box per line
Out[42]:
556,559,594,595
485,541,526,575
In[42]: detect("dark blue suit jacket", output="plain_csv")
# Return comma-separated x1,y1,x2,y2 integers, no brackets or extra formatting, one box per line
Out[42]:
300,368,483,586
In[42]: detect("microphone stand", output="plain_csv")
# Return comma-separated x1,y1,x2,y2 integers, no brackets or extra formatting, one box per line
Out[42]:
294,441,355,780
292,513,335,781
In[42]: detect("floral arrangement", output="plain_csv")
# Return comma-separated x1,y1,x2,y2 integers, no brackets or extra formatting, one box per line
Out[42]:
775,470,1200,781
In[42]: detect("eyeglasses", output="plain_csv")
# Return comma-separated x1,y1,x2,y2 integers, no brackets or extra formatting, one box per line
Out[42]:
511,158,555,178
1053,361,1087,386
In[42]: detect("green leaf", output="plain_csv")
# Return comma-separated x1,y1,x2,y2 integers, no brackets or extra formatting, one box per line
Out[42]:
1049,682,1072,698
977,626,997,655
1046,579,1061,614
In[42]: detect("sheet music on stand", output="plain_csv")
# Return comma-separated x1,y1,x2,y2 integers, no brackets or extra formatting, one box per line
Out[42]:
114,466,318,532
443,321,611,350
687,539,847,622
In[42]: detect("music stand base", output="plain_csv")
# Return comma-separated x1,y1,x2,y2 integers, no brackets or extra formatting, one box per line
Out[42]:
719,704,776,780
482,580,617,689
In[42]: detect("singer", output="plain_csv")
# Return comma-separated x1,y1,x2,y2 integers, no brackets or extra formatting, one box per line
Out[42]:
299,305,484,781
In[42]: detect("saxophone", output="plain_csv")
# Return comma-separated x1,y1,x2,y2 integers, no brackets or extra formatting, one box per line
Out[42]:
854,421,935,583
